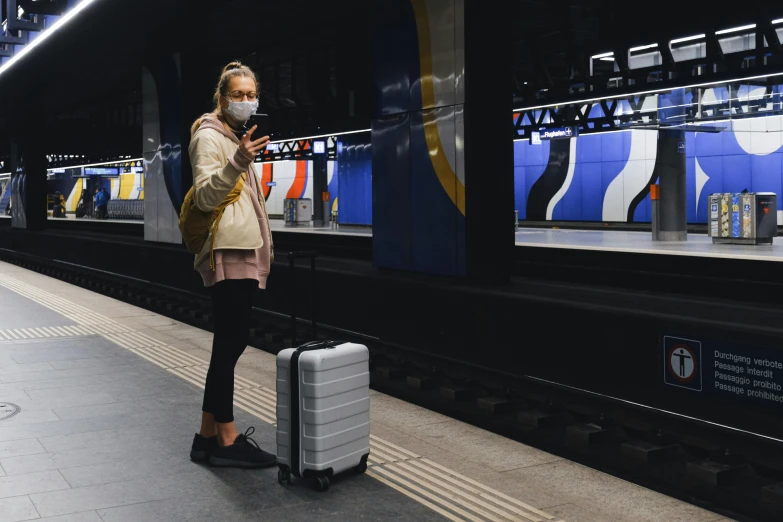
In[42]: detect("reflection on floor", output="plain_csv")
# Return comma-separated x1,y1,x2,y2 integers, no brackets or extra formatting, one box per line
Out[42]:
514,228,783,262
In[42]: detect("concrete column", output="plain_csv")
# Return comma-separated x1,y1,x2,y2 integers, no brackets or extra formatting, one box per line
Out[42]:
312,151,328,227
656,129,687,241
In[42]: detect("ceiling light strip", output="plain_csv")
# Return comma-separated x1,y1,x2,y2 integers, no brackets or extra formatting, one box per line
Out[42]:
0,0,102,77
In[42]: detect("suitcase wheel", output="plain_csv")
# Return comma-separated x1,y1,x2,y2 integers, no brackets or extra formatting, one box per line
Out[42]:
314,476,330,492
278,468,291,485
355,455,368,474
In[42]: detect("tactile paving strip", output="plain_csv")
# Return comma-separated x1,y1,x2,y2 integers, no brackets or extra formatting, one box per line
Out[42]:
0,271,563,522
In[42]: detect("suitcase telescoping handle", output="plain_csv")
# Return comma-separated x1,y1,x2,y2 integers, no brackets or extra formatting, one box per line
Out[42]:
288,251,318,345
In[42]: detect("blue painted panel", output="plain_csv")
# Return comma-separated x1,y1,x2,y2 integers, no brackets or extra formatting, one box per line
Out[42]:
578,134,601,163
372,113,411,270
751,153,782,203
721,128,746,157
695,130,723,157
722,155,752,193
514,166,526,219
513,140,527,167
601,132,624,163
576,163,602,221
524,140,550,167
371,0,417,117
632,194,651,222
409,109,462,276
552,167,582,221
685,132,695,158
327,161,339,205
337,138,373,225
695,156,723,222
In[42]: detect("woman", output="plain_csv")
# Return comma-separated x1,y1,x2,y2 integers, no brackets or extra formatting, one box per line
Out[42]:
188,61,276,468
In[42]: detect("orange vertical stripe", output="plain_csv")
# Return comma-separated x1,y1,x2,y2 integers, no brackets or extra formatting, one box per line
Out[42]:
286,161,307,199
261,163,273,199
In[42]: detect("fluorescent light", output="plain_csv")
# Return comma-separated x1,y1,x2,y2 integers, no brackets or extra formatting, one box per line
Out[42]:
0,0,102,77
513,70,783,112
269,128,370,144
716,24,756,35
591,52,614,59
670,34,706,45
600,57,615,62
629,43,658,53
773,18,783,25
45,157,143,172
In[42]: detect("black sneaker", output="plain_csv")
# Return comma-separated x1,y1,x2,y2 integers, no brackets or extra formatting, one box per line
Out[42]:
190,433,218,462
208,427,277,469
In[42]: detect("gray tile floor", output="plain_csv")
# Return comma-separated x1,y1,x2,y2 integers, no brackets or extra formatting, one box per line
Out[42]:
0,287,76,330
0,334,444,521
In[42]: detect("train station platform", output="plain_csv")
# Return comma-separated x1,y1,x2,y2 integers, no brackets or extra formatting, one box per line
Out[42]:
0,260,733,522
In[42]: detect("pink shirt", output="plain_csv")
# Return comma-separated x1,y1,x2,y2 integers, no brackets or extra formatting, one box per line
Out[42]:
197,164,272,289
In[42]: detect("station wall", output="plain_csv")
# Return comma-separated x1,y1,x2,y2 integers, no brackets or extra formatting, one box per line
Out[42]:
256,137,372,226
515,88,783,225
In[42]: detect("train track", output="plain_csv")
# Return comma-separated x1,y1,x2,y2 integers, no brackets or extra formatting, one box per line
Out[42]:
0,247,781,522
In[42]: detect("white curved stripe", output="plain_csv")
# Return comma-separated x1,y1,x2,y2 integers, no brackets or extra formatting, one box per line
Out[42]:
546,139,577,220
603,130,655,221
695,157,710,212
734,113,783,156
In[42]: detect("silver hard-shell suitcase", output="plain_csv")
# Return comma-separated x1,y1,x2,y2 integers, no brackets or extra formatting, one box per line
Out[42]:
276,340,371,491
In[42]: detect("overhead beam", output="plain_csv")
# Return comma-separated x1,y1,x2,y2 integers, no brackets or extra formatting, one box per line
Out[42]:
18,0,67,16
5,0,44,31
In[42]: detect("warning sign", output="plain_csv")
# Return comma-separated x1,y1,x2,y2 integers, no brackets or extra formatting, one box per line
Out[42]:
663,336,702,391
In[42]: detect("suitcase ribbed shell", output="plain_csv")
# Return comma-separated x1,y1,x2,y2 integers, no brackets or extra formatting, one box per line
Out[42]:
276,342,370,476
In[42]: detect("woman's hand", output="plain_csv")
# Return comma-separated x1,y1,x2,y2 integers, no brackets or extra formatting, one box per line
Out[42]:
238,126,270,160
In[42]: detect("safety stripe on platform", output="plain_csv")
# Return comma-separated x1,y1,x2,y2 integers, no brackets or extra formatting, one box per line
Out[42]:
0,270,563,522
0,325,97,341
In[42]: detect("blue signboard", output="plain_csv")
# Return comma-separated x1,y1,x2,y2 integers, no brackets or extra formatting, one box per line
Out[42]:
678,141,686,153
84,167,119,176
539,127,578,140
529,132,541,145
664,335,783,412
266,181,276,187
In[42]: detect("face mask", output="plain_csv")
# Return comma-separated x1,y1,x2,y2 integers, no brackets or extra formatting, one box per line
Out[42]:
223,98,258,123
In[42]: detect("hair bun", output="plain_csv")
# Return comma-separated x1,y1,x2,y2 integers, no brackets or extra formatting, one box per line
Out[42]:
222,61,243,74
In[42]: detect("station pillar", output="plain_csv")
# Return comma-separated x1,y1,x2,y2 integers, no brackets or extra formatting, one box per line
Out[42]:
312,151,328,227
655,129,687,241
9,134,47,231
371,0,513,281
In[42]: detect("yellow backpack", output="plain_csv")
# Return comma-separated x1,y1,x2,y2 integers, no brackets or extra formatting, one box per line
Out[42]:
178,173,246,270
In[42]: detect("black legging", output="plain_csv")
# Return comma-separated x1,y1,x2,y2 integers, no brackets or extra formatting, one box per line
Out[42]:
202,278,257,423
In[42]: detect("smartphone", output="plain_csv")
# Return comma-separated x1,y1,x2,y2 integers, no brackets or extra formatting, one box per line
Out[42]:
245,113,271,142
